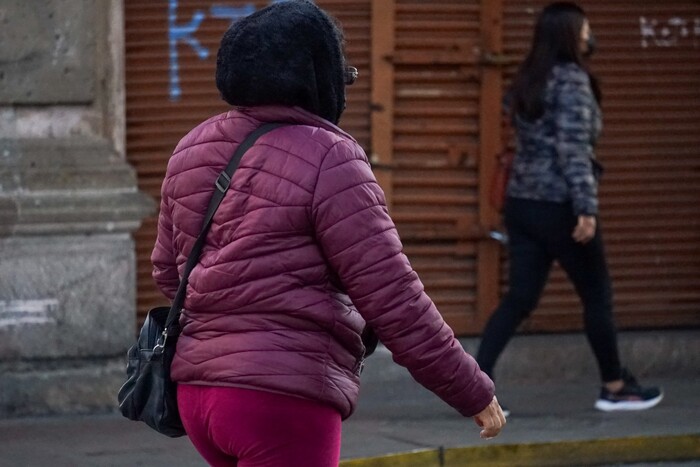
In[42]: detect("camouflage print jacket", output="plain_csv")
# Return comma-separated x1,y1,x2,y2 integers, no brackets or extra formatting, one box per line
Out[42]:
507,62,603,215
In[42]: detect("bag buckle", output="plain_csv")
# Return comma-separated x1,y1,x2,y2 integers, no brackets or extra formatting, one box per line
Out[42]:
153,329,169,355
215,172,231,193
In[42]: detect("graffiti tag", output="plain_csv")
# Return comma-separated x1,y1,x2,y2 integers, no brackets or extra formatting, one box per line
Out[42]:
0,299,58,327
168,0,293,100
640,16,700,48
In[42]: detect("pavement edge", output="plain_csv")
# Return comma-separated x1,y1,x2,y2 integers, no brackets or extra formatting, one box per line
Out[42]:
339,434,700,467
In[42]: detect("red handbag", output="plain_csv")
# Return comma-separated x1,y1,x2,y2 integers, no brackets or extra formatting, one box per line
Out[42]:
489,149,514,212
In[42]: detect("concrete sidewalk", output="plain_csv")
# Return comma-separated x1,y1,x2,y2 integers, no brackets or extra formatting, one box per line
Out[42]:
342,346,699,466
1,338,699,467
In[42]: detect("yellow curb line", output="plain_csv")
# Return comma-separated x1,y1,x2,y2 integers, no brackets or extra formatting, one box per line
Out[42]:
341,448,440,467
340,433,700,467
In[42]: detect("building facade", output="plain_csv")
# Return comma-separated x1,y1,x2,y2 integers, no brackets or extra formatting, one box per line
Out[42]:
0,0,152,416
125,0,700,334
1,0,698,416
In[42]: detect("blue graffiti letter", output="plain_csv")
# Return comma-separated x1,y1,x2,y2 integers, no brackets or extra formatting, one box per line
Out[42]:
210,4,256,24
168,0,209,100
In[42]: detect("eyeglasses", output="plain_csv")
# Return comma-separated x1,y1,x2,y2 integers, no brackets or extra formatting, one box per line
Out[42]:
344,66,358,85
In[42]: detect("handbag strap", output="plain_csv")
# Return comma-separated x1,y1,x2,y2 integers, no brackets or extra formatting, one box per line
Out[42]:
162,122,289,335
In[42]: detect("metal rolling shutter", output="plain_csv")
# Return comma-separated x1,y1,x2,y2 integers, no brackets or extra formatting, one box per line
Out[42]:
124,0,372,324
501,1,700,332
389,1,483,333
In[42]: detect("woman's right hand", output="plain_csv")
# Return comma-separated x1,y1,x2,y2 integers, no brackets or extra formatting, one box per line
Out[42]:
473,396,506,439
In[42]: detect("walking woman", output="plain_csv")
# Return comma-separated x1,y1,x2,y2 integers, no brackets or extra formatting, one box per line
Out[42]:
476,2,662,414
151,1,504,465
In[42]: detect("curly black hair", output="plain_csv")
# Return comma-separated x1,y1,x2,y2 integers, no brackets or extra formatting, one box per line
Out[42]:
215,0,347,124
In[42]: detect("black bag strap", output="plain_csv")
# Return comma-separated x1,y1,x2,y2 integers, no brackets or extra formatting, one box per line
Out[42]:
162,122,289,335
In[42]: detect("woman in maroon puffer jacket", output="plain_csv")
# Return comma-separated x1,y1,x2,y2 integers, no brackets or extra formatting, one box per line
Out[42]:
151,1,504,465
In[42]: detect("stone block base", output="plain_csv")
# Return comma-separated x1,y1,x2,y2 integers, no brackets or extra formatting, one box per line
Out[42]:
0,234,138,418
0,358,124,417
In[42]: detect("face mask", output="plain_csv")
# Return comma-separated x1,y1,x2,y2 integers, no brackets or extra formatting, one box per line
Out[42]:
584,33,596,58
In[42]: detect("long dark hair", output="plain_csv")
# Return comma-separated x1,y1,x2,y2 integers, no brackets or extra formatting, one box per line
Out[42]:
509,2,601,121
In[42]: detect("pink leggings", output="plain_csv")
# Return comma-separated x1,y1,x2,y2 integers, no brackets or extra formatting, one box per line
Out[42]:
177,385,342,467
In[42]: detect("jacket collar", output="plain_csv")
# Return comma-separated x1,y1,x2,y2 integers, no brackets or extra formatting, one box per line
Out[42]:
232,105,356,143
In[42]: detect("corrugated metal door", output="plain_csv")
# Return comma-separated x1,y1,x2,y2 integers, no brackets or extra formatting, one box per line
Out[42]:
126,1,699,334
499,1,700,331
124,0,371,323
371,1,490,334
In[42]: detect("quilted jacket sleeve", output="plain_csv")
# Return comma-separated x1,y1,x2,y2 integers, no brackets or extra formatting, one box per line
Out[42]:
311,140,494,417
151,184,180,301
554,67,599,216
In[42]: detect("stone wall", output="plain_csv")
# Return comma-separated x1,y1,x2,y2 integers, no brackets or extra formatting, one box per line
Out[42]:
0,0,153,417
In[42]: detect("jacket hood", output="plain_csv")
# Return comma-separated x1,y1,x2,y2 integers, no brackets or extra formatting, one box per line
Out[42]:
215,0,347,124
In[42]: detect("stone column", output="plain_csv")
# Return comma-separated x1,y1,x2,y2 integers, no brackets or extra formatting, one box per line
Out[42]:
0,0,154,416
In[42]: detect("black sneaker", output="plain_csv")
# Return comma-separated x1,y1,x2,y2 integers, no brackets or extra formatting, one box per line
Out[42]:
594,369,663,412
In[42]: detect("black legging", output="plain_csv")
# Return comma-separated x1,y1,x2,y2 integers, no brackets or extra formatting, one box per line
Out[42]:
476,197,622,383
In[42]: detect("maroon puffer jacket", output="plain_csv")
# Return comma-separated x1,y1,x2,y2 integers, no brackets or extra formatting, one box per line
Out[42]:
152,105,494,419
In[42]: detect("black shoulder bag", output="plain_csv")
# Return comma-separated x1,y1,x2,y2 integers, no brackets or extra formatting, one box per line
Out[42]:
117,123,288,437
